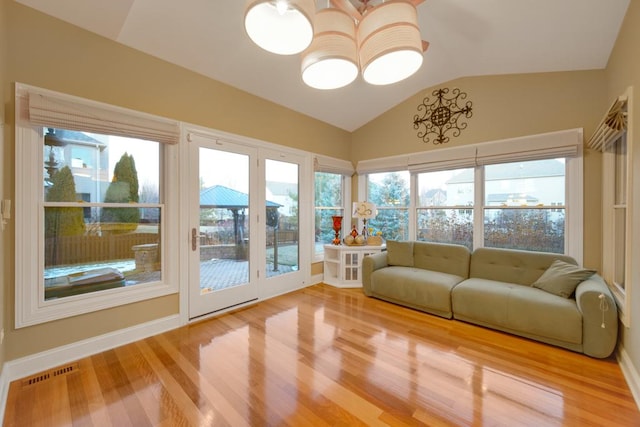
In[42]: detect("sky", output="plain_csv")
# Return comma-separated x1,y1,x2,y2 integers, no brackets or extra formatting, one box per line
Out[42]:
108,136,159,188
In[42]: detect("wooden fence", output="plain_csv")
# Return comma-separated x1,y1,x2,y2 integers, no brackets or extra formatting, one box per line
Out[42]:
199,230,298,247
46,229,297,266
45,233,159,267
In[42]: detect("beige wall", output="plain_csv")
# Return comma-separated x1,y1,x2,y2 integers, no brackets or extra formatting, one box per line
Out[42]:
604,0,640,388
352,71,605,160
352,71,607,269
0,0,8,370
2,1,350,361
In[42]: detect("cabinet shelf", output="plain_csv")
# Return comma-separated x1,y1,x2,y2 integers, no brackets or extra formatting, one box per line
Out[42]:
323,244,385,288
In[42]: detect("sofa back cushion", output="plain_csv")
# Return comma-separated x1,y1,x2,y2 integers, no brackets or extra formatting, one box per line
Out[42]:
386,240,414,267
413,241,471,279
470,247,577,286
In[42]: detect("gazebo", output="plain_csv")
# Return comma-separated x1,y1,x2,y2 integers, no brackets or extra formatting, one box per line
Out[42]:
199,185,281,245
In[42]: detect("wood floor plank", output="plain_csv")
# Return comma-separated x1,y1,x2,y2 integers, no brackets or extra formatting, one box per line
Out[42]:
4,284,640,426
152,333,249,427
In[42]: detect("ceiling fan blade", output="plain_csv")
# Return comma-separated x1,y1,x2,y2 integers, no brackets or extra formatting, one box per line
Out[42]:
422,40,430,52
330,0,363,21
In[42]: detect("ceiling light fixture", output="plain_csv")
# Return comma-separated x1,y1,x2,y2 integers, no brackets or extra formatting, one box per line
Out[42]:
301,8,359,90
358,1,425,85
244,0,316,55
244,0,428,89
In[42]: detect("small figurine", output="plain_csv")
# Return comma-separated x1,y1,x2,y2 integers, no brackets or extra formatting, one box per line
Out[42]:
350,225,358,238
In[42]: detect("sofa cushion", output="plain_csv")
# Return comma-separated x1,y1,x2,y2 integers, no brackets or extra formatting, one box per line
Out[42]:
386,240,414,267
370,266,464,318
532,260,596,298
452,278,582,344
413,241,471,279
469,247,578,286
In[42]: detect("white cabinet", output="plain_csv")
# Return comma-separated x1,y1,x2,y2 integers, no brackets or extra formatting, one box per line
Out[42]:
323,244,385,288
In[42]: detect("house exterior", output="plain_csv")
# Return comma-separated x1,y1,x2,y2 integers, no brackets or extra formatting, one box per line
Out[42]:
446,159,565,207
43,128,109,218
1,0,639,415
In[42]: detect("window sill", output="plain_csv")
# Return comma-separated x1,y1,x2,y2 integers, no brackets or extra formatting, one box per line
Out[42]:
17,280,178,328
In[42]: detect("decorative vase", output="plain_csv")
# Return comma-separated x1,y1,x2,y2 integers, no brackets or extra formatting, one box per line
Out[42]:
331,215,343,245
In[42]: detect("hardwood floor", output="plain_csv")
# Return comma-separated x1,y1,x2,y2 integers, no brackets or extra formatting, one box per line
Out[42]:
5,283,640,426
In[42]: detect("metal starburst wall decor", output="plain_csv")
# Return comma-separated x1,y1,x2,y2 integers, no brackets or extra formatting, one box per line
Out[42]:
413,88,473,144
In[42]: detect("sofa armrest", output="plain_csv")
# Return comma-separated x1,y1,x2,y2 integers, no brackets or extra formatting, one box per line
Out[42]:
575,274,618,358
362,252,388,296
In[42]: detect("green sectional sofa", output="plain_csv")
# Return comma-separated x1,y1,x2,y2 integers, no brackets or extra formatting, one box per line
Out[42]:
362,241,618,358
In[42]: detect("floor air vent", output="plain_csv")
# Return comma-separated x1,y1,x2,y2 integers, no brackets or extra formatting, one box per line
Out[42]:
22,363,79,387
52,364,76,377
22,372,50,387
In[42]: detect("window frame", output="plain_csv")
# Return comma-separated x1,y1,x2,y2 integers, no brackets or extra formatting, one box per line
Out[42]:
415,167,475,250
15,84,180,328
365,170,412,241
356,129,583,263
481,159,567,254
602,131,631,326
312,155,352,261
590,87,633,327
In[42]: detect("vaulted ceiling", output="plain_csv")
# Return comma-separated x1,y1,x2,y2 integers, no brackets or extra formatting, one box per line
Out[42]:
15,0,630,131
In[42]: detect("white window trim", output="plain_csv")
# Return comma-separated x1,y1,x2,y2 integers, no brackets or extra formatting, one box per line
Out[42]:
313,154,353,262
627,101,636,326
590,86,633,327
603,143,632,326
15,85,180,328
356,129,583,262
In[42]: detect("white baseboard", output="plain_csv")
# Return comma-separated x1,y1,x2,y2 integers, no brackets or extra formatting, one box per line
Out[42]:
617,346,640,411
0,314,181,419
311,273,323,285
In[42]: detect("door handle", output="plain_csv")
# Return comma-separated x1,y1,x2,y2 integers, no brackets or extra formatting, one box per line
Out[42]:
192,228,198,251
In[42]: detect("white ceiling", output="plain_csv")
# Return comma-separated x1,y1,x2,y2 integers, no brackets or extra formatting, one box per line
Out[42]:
15,0,630,131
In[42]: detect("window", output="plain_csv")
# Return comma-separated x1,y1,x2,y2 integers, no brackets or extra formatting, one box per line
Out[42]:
15,83,179,327
367,171,410,240
356,129,583,261
313,155,353,259
589,87,632,326
603,130,630,324
612,136,627,291
417,168,474,250
43,128,162,301
314,172,344,253
484,159,565,253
